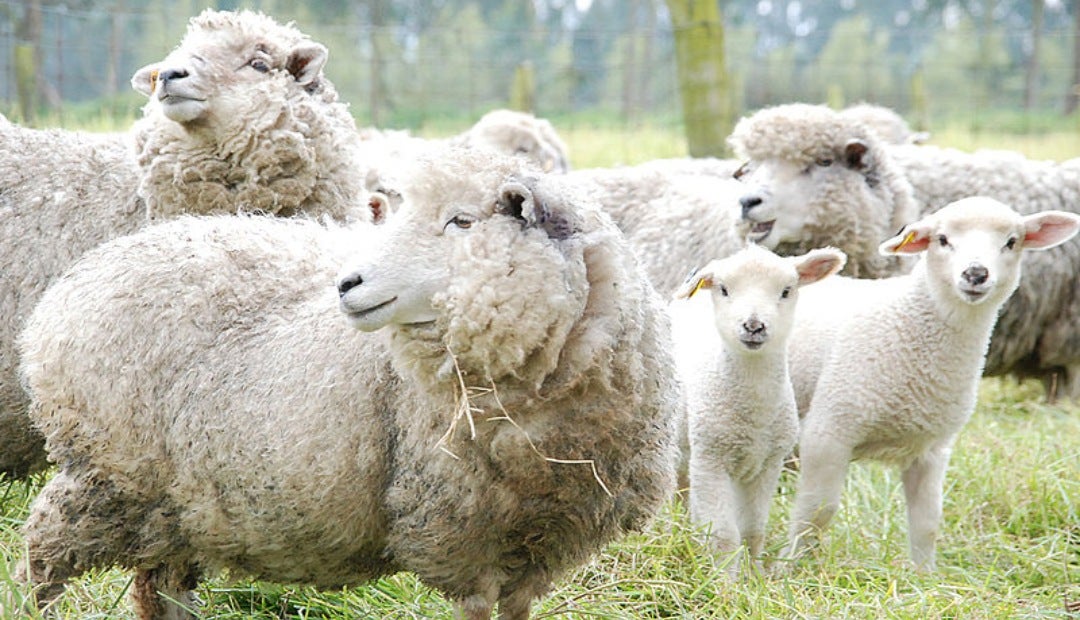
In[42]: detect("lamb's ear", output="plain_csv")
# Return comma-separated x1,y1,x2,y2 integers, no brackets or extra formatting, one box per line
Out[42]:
1021,210,1080,250
131,63,160,97
843,139,870,170
879,221,933,255
286,43,328,85
367,192,391,225
793,247,846,286
673,265,716,300
496,178,575,240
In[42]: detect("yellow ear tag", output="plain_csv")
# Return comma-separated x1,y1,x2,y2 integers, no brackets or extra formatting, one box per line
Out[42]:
150,69,159,92
687,278,705,299
895,230,917,251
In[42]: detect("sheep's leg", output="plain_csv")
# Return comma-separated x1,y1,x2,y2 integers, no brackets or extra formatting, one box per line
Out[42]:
497,588,537,620
131,564,199,620
456,585,498,620
688,460,740,576
784,437,851,561
902,443,951,572
17,471,93,611
736,460,784,572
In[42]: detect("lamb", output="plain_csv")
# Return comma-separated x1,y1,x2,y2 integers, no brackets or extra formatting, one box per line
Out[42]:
669,244,845,577
567,165,751,296
16,147,678,619
783,197,1080,570
729,103,920,278
0,9,373,479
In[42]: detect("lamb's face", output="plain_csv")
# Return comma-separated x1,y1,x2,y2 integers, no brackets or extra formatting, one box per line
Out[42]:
674,245,845,353
734,139,873,250
880,197,1080,308
131,11,327,126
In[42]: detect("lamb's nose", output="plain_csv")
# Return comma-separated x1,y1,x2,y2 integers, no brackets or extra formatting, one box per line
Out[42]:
337,273,363,297
158,68,188,84
743,317,765,335
740,195,763,219
962,264,989,286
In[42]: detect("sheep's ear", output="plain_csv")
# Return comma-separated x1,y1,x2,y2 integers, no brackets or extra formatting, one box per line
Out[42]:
1021,211,1080,250
286,43,328,85
673,266,715,300
367,192,391,225
793,247,846,286
131,63,159,97
843,139,869,169
879,222,933,255
496,178,575,240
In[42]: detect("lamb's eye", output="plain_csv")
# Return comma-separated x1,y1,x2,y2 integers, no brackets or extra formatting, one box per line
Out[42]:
781,286,792,299
815,158,834,167
718,284,729,297
1004,236,1018,250
249,58,271,73
444,214,477,231
938,234,950,247
733,161,750,180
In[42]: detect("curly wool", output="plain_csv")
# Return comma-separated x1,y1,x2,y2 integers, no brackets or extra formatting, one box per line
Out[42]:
18,150,677,618
728,103,920,278
132,9,365,220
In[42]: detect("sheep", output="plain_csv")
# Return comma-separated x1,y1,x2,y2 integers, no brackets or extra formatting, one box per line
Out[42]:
888,142,1080,400
566,165,751,296
669,244,846,577
449,108,572,173
728,103,920,279
16,147,678,620
839,102,929,145
782,197,1080,570
0,9,374,479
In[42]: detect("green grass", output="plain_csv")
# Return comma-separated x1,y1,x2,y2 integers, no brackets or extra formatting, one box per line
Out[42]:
2,377,1077,619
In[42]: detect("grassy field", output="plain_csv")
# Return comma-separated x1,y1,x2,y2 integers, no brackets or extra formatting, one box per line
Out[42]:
1,123,1078,618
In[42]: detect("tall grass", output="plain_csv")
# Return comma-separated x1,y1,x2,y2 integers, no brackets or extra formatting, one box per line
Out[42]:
1,122,1077,618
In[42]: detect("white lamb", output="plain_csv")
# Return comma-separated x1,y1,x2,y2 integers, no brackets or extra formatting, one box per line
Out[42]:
0,8,372,479
670,244,845,577
783,197,1080,570
16,148,677,620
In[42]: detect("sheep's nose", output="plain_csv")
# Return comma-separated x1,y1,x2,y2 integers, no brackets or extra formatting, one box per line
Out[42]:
158,68,188,84
337,273,363,298
962,264,989,286
743,317,766,335
740,194,763,219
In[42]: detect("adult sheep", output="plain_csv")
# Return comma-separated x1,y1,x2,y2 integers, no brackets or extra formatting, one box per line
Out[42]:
730,103,920,278
0,9,372,479
839,102,929,145
16,148,678,620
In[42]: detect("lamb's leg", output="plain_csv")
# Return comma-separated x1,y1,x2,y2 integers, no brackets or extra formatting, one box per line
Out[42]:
902,443,951,572
784,437,851,561
689,459,741,576
737,460,785,572
131,564,199,620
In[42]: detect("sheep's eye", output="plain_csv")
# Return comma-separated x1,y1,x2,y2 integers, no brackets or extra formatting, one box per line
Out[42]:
733,161,750,180
444,214,477,231
781,286,792,299
938,234,950,247
1004,236,1018,250
815,158,834,167
718,284,729,297
249,58,271,73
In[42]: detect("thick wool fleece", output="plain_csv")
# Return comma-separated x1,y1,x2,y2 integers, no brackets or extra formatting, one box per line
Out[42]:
18,149,676,619
890,144,1080,398
728,103,919,278
133,9,365,220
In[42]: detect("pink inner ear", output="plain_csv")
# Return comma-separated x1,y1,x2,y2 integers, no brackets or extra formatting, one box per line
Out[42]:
1023,216,1080,249
887,229,931,254
797,256,840,285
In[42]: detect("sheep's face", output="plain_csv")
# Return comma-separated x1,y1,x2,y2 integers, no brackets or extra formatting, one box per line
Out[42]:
880,197,1080,307
734,139,873,250
674,246,845,353
131,10,327,125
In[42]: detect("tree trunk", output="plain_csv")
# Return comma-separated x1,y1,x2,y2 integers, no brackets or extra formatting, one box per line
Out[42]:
620,0,640,122
1023,0,1044,110
14,0,43,123
1066,0,1080,114
666,0,731,157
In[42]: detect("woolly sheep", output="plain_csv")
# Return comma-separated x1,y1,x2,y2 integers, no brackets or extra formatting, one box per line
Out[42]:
670,245,845,577
449,108,572,173
783,197,1080,570
840,102,929,145
568,165,750,296
16,148,677,620
0,9,373,479
729,103,920,278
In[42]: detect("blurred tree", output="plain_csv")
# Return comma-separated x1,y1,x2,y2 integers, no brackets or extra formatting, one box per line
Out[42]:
1024,0,1045,109
666,0,731,157
14,0,42,123
1067,0,1080,114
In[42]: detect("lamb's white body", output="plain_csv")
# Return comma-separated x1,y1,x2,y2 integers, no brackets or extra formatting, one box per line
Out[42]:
670,245,844,576
17,149,676,620
0,9,371,479
784,198,1080,570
